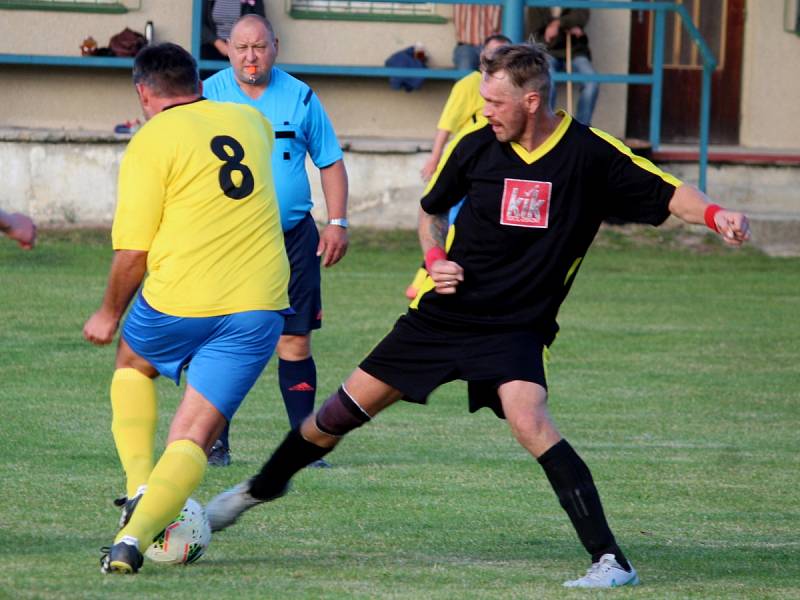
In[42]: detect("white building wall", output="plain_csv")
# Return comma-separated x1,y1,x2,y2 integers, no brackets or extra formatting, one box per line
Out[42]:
740,1,800,149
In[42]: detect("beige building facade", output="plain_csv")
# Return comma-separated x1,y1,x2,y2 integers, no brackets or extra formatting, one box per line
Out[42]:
1,1,798,253
1,1,798,146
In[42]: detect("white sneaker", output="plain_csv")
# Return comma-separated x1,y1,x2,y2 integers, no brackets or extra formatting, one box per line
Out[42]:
205,479,288,532
563,554,640,588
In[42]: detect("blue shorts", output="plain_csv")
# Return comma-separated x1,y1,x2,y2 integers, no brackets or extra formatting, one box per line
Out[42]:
121,294,284,422
284,213,322,335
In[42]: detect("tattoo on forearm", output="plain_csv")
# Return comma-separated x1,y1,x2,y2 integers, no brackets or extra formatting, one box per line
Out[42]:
428,214,448,247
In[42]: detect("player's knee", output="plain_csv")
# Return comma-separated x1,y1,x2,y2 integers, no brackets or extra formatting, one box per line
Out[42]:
278,333,311,360
507,408,557,452
513,412,551,438
114,340,158,377
315,386,371,437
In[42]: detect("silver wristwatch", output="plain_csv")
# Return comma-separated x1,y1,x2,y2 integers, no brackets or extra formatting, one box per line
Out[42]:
328,218,349,228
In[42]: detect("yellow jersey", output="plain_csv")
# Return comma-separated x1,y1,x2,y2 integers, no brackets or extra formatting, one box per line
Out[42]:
112,99,289,317
436,71,487,134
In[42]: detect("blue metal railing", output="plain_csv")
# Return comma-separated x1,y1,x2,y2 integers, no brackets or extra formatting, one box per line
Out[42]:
190,0,716,190
0,0,716,189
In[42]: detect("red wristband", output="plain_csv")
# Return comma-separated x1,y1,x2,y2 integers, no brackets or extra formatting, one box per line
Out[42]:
704,204,722,232
424,247,447,272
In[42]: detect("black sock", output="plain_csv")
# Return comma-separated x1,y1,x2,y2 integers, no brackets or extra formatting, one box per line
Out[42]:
249,429,331,500
279,357,317,430
537,439,630,571
218,422,230,449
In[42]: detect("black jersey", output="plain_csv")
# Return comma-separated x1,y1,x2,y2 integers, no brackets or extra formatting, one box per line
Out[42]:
415,113,681,343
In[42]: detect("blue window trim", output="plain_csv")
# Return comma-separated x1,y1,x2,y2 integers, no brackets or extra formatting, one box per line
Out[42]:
0,54,134,68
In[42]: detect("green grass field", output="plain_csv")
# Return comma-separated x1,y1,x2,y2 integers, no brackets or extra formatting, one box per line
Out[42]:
1,227,798,599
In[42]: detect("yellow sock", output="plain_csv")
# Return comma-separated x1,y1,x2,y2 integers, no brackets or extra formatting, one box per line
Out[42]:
111,368,157,498
115,439,207,546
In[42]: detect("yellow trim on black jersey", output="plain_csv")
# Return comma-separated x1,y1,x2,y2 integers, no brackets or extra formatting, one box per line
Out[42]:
445,221,456,251
510,110,572,165
589,127,683,188
564,256,583,286
410,274,436,309
542,344,551,386
423,120,486,197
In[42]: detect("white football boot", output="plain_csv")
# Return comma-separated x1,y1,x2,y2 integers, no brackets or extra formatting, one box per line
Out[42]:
563,553,640,588
205,479,288,532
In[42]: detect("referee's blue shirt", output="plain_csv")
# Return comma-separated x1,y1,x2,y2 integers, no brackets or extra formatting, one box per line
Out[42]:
203,67,344,232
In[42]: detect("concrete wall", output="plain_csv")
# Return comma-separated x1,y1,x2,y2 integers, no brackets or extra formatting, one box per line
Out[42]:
0,130,427,230
5,4,797,146
0,132,122,224
271,7,629,140
1,3,798,256
0,1,193,132
3,129,798,255
2,3,627,139
0,3,191,56
740,1,800,149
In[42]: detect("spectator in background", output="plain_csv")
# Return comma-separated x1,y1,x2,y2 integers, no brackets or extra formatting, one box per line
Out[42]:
202,0,265,59
407,34,510,299
452,4,502,71
421,34,512,182
0,209,36,249
527,5,599,125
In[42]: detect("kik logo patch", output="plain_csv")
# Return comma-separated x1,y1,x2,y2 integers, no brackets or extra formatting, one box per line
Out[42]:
500,179,551,228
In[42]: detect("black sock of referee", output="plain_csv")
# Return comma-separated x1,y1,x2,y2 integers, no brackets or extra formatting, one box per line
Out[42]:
248,428,331,500
537,439,631,571
278,357,317,430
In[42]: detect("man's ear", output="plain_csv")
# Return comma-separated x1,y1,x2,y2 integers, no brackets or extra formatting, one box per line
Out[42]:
198,80,204,96
135,82,149,106
525,90,541,116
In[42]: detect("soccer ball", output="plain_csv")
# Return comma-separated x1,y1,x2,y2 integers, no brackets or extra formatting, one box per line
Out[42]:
144,498,211,565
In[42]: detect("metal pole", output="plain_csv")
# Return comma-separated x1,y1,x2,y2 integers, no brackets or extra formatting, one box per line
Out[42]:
673,3,717,192
649,8,666,150
566,33,573,114
191,0,203,58
698,64,712,192
502,0,526,43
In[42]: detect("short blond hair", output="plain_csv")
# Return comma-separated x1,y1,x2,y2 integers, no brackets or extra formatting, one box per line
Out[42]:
481,43,551,99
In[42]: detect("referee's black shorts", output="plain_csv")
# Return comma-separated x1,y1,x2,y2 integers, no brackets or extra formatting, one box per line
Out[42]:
359,312,548,419
283,213,322,336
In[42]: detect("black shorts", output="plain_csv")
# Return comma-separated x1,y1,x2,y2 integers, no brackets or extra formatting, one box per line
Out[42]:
283,213,322,336
359,312,548,419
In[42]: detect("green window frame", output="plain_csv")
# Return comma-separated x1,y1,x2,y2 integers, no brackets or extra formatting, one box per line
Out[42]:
288,0,446,24
0,0,136,13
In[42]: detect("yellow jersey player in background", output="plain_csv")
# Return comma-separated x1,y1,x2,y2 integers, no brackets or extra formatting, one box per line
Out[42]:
82,42,289,574
408,34,510,299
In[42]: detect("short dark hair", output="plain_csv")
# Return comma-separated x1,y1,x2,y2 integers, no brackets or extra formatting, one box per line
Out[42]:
132,43,199,97
483,33,512,46
481,43,551,98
